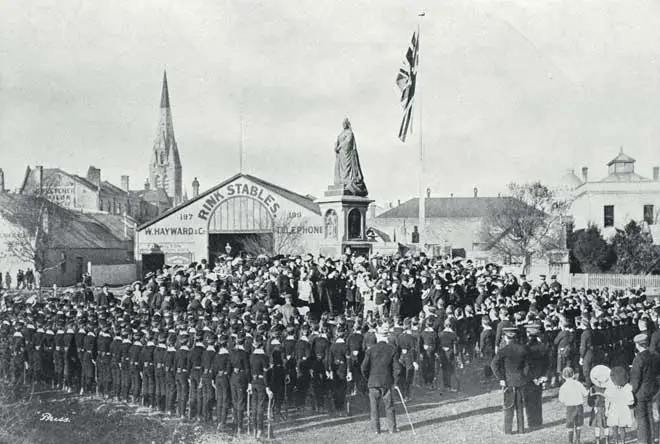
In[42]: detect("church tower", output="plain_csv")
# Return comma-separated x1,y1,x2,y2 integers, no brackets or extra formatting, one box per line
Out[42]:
149,71,182,205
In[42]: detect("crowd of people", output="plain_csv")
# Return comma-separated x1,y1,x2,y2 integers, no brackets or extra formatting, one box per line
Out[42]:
0,250,658,441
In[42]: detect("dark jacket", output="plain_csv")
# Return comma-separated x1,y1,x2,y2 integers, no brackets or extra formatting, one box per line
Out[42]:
631,349,660,401
360,340,401,388
491,342,530,388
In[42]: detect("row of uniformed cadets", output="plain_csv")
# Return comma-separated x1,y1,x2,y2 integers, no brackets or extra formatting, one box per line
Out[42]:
0,253,655,436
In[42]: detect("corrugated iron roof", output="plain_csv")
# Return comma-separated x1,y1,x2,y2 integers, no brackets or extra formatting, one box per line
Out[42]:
377,197,522,219
0,194,132,250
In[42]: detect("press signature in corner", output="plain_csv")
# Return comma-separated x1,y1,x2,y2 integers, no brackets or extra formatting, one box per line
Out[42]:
39,412,71,423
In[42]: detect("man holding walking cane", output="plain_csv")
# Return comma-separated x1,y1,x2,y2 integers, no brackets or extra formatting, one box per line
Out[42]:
360,323,402,435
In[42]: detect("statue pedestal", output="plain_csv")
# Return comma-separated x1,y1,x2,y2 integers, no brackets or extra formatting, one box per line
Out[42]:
315,185,374,258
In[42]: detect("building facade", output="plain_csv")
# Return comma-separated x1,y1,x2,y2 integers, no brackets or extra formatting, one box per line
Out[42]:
19,165,166,224
136,173,328,274
372,192,508,262
0,193,134,287
569,150,660,237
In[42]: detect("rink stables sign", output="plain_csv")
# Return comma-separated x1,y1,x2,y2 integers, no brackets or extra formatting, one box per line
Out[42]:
197,183,280,221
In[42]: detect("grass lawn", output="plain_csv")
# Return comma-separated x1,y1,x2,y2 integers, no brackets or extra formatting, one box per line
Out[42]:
3,363,634,444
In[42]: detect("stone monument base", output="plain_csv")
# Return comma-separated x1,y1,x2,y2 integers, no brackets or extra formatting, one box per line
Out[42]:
316,185,374,258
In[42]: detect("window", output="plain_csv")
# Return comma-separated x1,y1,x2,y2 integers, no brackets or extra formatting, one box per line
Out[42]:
644,205,655,225
604,205,614,227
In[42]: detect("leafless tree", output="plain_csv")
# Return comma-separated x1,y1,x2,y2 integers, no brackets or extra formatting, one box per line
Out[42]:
480,182,570,274
239,213,309,256
0,195,68,287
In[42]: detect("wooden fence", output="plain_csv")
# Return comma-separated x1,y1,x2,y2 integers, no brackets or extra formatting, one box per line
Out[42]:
567,273,660,292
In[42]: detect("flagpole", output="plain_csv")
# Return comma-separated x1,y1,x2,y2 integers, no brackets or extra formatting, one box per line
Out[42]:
417,13,425,252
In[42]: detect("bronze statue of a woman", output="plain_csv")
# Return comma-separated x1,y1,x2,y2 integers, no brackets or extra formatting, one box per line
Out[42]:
333,118,368,197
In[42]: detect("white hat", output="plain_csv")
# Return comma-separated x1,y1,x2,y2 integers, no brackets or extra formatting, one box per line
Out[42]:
590,365,611,388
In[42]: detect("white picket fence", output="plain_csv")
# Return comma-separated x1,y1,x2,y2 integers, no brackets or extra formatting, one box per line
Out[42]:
567,273,660,293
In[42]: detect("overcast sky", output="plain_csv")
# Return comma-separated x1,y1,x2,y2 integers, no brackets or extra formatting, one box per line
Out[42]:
2,0,660,205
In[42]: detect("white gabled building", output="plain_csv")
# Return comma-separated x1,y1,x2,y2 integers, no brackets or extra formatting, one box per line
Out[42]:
569,149,660,237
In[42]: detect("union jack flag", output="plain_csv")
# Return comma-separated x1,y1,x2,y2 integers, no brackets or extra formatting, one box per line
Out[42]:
396,31,419,142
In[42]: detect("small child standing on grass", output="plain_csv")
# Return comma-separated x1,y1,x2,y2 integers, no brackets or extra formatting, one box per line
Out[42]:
604,366,634,444
559,367,588,444
588,365,611,444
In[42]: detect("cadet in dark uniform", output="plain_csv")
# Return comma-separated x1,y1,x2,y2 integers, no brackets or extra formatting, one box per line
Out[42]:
11,330,27,385
175,331,191,418
164,333,177,415
491,327,530,435
230,333,250,434
420,317,438,389
189,331,205,419
200,332,216,423
328,324,349,415
0,320,11,382
282,325,298,412
524,321,550,430
53,322,66,389
294,325,312,412
128,332,143,405
361,325,401,435
213,335,231,431
110,330,123,401
97,324,112,398
396,319,418,401
249,335,270,439
153,333,167,412
81,327,97,396
43,325,55,388
141,332,156,407
120,329,133,402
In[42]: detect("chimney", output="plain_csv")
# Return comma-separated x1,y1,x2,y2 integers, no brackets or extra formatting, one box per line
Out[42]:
0,168,4,193
36,165,44,195
581,166,588,182
450,193,454,198
654,167,659,181
192,177,200,198
473,187,478,198
121,175,130,192
397,199,401,206
144,178,150,191
426,187,431,198
87,166,101,186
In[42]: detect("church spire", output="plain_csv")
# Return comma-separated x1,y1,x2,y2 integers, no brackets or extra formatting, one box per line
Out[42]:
149,70,182,206
160,70,170,109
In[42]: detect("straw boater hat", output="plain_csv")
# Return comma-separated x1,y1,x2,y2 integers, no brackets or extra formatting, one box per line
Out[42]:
590,365,611,388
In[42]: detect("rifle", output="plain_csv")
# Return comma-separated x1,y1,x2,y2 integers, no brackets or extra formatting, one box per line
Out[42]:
267,391,273,439
346,372,352,416
94,360,99,397
188,375,193,420
246,387,251,435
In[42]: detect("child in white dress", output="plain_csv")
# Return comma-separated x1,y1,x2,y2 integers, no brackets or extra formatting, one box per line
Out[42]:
604,366,634,444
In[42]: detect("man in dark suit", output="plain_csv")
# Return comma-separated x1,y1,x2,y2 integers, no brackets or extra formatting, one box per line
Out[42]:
491,327,530,435
361,324,401,435
579,316,595,387
524,322,550,430
631,333,660,444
